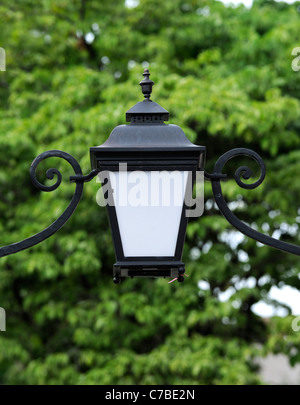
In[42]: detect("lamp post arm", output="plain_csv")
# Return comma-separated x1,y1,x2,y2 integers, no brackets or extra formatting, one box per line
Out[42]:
207,147,300,256
0,150,98,258
70,169,99,183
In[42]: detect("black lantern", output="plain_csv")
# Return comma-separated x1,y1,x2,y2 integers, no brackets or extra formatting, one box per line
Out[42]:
90,70,205,283
1,68,300,283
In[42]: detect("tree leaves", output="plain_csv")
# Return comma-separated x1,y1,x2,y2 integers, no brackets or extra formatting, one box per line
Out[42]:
0,0,300,384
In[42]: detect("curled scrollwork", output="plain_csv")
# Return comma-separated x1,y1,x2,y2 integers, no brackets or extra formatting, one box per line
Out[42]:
209,147,300,256
234,164,265,190
32,167,62,192
30,150,83,191
213,148,266,190
0,150,85,258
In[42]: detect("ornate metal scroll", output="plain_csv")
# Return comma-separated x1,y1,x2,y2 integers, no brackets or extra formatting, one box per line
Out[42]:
207,148,300,256
0,150,98,258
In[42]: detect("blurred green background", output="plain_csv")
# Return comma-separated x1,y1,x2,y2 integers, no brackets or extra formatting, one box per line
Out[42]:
0,0,300,384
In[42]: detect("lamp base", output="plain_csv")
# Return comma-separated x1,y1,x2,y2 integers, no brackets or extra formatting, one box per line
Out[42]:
113,261,185,283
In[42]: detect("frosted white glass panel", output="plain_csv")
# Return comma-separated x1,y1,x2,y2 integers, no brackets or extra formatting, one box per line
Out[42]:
109,171,188,257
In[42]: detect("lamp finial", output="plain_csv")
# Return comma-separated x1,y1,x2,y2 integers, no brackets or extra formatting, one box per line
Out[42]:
139,68,154,100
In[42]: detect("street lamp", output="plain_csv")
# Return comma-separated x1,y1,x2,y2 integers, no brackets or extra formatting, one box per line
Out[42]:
90,69,205,283
1,69,299,283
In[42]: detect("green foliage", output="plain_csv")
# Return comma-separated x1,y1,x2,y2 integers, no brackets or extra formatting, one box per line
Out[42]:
0,0,300,385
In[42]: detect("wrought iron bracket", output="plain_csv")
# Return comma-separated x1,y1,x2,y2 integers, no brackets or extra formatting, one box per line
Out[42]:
0,150,99,258
1,147,300,260
206,147,300,256
70,169,100,183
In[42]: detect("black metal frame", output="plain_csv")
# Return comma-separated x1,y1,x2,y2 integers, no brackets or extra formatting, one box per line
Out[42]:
0,146,299,282
1,69,300,282
97,158,200,283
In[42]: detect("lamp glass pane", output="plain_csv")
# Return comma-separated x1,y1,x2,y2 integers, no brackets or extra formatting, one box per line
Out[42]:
109,170,189,257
